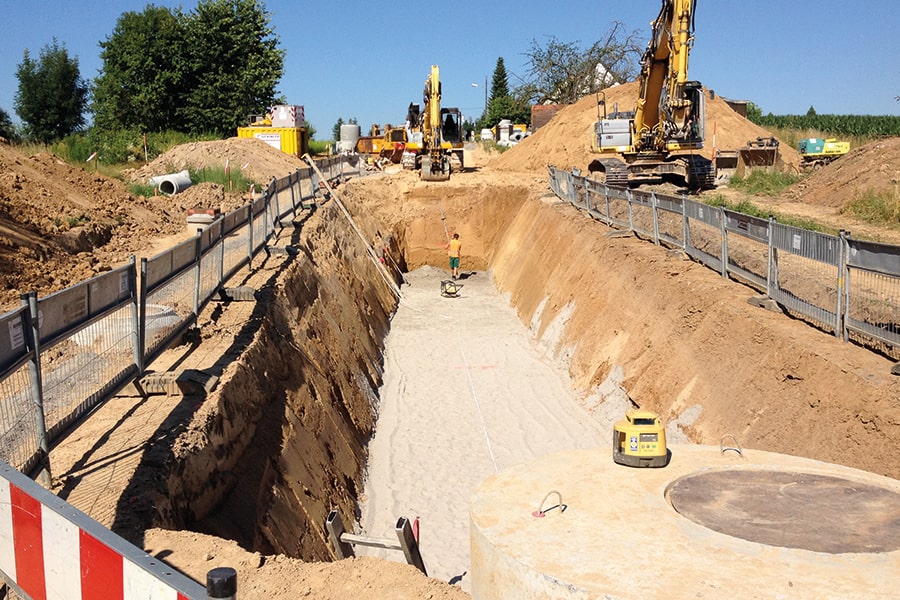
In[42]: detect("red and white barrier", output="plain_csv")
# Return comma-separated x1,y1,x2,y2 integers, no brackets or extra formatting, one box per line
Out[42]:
0,463,206,600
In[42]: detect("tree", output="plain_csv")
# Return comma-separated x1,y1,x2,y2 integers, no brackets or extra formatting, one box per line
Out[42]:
179,0,285,136
332,118,344,141
745,101,763,123
14,39,89,143
93,6,186,132
482,58,530,128
518,24,642,106
0,107,18,141
806,105,817,116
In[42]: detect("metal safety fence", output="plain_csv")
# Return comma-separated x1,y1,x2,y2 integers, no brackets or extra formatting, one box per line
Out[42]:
548,165,900,361
0,155,361,480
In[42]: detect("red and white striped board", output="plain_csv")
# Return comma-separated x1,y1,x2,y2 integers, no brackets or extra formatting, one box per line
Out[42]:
0,464,206,600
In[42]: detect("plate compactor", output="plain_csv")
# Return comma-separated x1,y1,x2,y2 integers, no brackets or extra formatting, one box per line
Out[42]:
440,279,462,297
613,409,669,468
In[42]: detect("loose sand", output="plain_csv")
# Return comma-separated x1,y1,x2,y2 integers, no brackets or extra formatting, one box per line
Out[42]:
355,266,609,591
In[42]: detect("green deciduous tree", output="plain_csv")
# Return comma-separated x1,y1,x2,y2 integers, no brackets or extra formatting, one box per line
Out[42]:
93,5,186,132
14,39,89,143
518,23,642,106
179,0,284,136
92,0,284,137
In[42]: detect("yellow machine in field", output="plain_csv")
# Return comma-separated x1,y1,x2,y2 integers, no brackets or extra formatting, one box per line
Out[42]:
589,0,715,189
613,409,669,467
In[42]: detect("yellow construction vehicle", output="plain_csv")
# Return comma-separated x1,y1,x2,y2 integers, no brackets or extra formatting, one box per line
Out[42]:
798,137,850,170
589,0,715,189
403,65,464,181
613,409,669,467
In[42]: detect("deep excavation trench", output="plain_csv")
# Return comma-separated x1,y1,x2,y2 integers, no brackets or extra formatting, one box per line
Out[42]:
133,171,900,562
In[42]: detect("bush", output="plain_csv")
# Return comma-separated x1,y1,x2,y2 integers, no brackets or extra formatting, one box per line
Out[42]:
728,170,801,196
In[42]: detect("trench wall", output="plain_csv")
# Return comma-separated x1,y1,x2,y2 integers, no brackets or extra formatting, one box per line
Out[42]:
150,201,399,560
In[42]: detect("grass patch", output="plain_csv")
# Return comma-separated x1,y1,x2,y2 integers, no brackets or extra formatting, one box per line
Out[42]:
841,188,900,226
704,193,835,234
308,140,330,155
728,170,802,196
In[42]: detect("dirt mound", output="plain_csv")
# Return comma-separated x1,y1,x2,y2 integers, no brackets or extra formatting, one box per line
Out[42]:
488,80,801,173
787,136,900,208
0,143,193,309
127,137,308,185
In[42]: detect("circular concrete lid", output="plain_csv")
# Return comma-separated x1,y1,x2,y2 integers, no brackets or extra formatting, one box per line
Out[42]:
667,469,900,553
469,445,900,598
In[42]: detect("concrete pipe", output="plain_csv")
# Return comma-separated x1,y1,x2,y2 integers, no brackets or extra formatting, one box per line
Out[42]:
149,169,193,196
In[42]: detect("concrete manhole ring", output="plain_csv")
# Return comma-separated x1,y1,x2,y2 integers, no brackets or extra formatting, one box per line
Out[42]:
667,469,900,553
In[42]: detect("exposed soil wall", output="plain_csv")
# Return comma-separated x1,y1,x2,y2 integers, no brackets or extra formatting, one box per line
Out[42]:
133,200,400,560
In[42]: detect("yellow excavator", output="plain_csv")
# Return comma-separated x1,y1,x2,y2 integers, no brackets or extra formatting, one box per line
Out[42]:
404,65,463,181
589,0,715,189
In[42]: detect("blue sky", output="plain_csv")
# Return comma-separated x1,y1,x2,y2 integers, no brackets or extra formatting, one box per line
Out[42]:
0,0,898,136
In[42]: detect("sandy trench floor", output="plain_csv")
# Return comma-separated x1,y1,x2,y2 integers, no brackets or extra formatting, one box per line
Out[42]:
355,266,612,591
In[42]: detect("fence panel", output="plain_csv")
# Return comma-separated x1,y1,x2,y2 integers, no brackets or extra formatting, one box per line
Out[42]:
684,200,724,273
0,308,39,473
628,189,656,240
34,265,139,441
766,224,842,334
845,238,900,356
655,195,685,249
724,210,770,291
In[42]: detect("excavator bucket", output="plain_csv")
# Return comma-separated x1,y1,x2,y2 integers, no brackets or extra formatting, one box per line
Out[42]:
420,156,451,182
738,137,780,174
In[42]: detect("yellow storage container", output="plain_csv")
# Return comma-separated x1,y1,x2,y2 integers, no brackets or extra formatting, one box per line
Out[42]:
237,126,308,157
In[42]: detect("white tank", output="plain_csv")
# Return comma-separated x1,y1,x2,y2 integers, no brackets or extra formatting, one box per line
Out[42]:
338,124,361,153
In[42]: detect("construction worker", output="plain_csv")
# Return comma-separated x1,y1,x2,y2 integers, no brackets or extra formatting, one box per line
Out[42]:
446,233,462,279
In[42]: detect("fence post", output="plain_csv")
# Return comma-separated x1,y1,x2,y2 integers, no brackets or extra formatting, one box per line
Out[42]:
247,202,255,272
217,221,225,290
271,177,281,231
651,192,660,245
838,230,850,341
21,292,50,487
193,231,202,317
626,189,635,233
720,206,728,279
605,184,611,223
128,256,143,375
290,170,298,217
139,258,149,373
767,215,777,298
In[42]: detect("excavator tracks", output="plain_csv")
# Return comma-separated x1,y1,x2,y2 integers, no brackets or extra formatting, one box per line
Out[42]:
587,158,629,188
684,155,717,189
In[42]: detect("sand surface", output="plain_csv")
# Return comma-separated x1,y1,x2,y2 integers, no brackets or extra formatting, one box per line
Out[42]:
356,266,608,592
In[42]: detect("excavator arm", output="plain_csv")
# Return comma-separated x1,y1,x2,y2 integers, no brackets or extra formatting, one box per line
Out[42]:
419,65,452,181
633,0,699,150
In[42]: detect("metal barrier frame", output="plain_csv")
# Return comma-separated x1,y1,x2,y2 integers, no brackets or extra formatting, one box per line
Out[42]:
547,165,900,359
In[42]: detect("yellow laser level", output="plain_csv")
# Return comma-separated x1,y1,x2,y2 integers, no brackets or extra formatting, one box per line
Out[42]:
613,409,669,468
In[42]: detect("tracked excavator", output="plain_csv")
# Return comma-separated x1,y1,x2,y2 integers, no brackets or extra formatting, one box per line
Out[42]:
404,65,463,181
589,0,715,189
